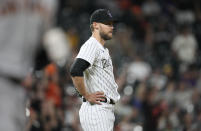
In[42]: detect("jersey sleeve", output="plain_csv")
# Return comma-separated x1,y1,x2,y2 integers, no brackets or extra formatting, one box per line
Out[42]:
76,41,97,65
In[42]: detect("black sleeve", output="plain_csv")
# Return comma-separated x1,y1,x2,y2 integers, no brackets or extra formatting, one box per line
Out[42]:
70,58,90,77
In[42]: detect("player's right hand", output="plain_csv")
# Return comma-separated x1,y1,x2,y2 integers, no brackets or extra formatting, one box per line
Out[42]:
85,91,105,105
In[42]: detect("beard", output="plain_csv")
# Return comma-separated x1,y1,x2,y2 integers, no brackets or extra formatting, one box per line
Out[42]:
100,30,113,40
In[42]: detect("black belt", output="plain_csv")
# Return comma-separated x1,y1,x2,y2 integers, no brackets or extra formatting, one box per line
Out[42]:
0,75,22,85
83,97,115,105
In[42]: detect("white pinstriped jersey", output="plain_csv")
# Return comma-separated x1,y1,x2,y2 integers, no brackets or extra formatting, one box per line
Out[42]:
76,37,120,102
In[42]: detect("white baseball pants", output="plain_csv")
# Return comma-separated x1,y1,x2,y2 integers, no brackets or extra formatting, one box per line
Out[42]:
0,77,26,131
79,102,115,131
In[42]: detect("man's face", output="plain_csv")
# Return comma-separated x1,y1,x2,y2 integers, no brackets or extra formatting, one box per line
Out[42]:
98,22,114,40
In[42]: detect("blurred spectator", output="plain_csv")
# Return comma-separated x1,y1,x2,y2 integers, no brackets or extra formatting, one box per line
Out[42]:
142,0,161,17
64,95,81,131
172,24,198,72
43,28,72,67
174,81,193,111
175,10,195,24
142,87,158,131
44,64,62,108
126,56,151,85
148,68,167,90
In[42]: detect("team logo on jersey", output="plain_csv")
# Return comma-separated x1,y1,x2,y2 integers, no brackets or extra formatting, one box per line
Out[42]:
101,58,111,68
107,10,112,18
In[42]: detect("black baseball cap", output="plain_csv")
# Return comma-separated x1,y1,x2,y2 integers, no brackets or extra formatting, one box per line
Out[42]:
90,9,117,25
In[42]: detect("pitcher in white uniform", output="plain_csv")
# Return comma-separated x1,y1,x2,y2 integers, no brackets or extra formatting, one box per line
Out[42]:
70,9,120,131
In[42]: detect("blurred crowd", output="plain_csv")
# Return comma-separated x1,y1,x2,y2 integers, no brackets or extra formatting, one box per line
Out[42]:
2,0,201,131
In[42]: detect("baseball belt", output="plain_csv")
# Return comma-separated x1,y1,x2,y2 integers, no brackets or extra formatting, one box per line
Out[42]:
83,97,115,105
0,75,22,85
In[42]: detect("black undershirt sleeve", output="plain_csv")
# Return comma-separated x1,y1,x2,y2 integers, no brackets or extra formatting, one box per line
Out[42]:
70,58,90,77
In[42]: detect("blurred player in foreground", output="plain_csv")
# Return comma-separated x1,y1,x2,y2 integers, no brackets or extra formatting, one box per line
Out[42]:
0,0,55,130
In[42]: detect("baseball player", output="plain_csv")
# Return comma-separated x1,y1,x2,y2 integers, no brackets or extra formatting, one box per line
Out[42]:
0,0,55,131
70,9,120,131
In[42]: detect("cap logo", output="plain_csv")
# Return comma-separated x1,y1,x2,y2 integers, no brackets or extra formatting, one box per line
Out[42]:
107,10,112,18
